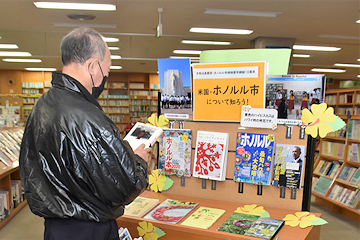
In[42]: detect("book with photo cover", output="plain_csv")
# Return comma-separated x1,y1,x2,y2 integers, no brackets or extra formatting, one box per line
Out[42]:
124,196,159,218
144,199,198,224
233,132,275,185
193,131,229,181
217,212,260,235
244,218,284,240
158,129,192,177
181,206,226,229
123,122,163,151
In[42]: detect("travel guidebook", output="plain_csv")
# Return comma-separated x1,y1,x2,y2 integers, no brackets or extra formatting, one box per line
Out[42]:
217,212,260,235
193,131,229,181
233,133,275,185
244,218,284,240
124,196,160,218
272,144,306,188
181,206,226,229
144,199,198,224
158,129,192,177
123,122,163,151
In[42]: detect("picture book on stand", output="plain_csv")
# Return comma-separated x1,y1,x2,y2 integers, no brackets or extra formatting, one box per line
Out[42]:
123,122,163,151
193,131,229,181
233,132,275,185
124,196,159,218
217,212,260,235
181,206,226,229
244,218,284,240
158,128,192,177
272,144,306,188
144,199,198,224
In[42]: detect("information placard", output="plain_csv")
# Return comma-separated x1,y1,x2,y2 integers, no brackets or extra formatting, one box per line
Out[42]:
240,106,277,129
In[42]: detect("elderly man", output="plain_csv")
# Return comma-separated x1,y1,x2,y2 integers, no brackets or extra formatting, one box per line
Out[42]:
19,28,151,240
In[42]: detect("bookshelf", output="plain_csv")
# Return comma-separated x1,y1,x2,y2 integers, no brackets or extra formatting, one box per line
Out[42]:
312,88,360,222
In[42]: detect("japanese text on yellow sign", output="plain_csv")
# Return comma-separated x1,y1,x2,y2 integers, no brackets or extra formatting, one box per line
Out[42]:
192,62,266,122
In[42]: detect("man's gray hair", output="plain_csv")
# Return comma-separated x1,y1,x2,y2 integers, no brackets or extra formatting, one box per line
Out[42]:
294,146,301,153
60,27,106,66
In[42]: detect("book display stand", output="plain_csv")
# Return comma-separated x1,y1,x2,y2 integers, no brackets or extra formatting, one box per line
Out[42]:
116,121,322,240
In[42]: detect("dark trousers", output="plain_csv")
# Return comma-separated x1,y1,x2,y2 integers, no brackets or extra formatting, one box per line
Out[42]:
44,218,119,240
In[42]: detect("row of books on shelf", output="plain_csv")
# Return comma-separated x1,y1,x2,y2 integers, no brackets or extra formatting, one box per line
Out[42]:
108,107,130,114
124,196,283,239
22,97,39,104
314,160,360,185
0,180,25,221
129,90,149,96
348,143,360,163
338,93,354,104
328,185,360,208
321,141,345,159
348,120,360,140
0,129,23,167
22,89,40,94
22,82,43,88
325,95,336,105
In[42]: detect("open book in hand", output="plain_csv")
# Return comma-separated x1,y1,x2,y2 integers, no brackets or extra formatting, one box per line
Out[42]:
123,122,163,150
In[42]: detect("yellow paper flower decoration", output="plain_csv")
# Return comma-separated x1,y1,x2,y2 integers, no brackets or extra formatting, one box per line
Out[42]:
301,103,345,138
235,204,265,216
283,212,317,228
137,221,158,240
147,113,169,129
149,169,167,192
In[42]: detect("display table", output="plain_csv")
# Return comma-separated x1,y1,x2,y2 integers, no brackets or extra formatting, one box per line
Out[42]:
116,191,322,240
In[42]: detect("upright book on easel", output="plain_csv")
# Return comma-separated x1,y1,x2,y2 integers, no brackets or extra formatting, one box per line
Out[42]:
158,129,192,177
192,131,229,181
233,132,275,185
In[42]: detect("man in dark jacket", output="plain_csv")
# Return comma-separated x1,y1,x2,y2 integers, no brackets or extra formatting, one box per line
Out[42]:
19,27,151,240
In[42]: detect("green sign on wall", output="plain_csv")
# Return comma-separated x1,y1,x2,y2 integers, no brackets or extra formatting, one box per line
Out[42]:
339,80,360,88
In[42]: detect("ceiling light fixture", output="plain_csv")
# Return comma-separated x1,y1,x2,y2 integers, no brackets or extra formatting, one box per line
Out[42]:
181,40,232,45
103,37,119,42
111,55,121,59
170,56,200,60
293,45,341,51
0,51,31,57
67,14,95,21
204,8,282,17
292,54,311,58
3,58,41,63
33,2,116,11
357,58,360,61
173,50,202,55
110,66,122,70
334,63,360,68
190,27,253,35
311,68,345,73
356,19,360,23
358,75,360,78
25,67,57,71
53,23,117,28
108,47,120,50
0,44,19,49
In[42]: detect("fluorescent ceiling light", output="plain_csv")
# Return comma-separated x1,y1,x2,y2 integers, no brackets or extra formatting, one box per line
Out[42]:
111,55,121,59
334,63,360,68
204,8,281,17
190,27,253,35
311,68,345,73
358,58,360,61
181,40,232,45
293,45,340,51
53,23,117,28
357,19,360,23
170,56,200,60
110,66,122,70
3,58,41,63
34,2,116,11
0,51,31,57
25,68,56,71
318,34,360,40
0,44,18,49
358,75,360,78
108,47,120,50
103,37,119,43
173,50,202,55
293,54,311,58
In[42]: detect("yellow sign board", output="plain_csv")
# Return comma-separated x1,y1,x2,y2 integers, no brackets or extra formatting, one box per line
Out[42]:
192,62,266,122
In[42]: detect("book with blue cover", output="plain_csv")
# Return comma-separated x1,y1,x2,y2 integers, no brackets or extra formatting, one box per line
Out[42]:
233,133,275,185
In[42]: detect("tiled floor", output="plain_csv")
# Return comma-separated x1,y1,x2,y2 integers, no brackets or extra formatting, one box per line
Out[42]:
1,198,359,240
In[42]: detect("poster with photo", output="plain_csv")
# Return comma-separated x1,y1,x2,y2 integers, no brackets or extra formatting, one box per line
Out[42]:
157,58,192,117
266,74,326,120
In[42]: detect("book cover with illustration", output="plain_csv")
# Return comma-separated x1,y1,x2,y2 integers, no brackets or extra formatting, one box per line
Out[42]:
217,212,260,235
124,196,160,218
233,133,275,185
244,218,284,240
181,206,226,229
123,122,163,151
193,131,229,181
144,199,198,224
272,144,306,189
158,129,192,177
